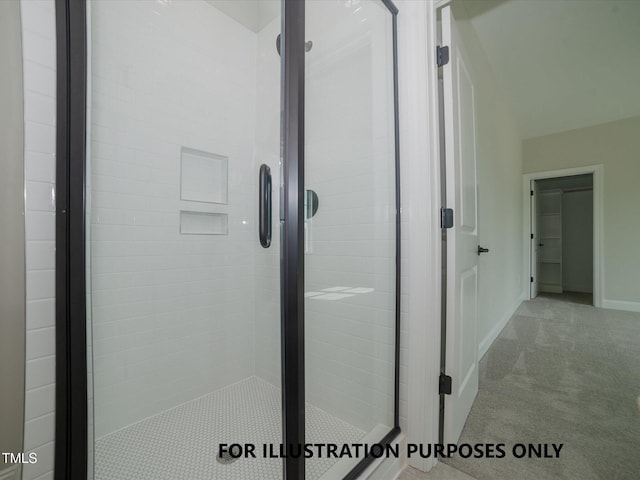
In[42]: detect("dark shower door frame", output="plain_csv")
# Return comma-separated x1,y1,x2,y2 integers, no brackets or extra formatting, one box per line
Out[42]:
54,1,400,479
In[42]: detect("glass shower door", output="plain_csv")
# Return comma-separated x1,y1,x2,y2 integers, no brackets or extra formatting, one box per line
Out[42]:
83,0,397,478
87,1,285,479
303,0,400,478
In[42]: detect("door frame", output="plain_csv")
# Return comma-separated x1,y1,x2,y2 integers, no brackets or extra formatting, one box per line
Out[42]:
522,165,604,307
530,180,540,298
398,0,443,473
54,1,88,478
400,0,475,472
280,2,306,478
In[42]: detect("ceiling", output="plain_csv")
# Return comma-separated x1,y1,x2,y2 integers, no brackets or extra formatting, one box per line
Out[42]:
206,0,279,33
458,0,640,139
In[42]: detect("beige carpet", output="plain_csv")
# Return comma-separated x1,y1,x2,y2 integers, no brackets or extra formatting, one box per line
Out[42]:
444,294,640,480
398,464,475,480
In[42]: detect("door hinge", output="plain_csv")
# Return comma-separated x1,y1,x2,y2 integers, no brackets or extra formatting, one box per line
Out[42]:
531,233,534,239
439,373,452,395
437,46,450,67
531,190,534,196
441,208,454,229
530,276,534,283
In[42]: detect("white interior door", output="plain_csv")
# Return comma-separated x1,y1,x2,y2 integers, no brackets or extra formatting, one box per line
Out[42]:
442,6,479,444
530,180,540,298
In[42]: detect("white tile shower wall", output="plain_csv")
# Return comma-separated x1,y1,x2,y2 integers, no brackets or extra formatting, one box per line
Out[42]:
303,1,397,433
90,0,407,446
20,1,57,479
89,0,259,437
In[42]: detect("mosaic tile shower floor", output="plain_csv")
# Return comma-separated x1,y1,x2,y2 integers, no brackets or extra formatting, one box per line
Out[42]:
94,377,366,480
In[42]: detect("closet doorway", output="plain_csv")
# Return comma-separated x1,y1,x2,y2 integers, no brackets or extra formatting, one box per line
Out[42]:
524,166,603,307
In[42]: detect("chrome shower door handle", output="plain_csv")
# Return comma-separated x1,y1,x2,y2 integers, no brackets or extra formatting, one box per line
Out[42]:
259,164,272,248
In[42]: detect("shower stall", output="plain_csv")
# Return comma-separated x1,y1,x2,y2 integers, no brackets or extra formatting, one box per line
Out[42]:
55,1,400,479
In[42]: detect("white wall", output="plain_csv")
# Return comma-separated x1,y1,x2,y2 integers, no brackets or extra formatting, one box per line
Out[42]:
452,5,525,358
89,0,259,437
20,1,57,479
524,116,640,309
1,1,25,478
562,190,593,293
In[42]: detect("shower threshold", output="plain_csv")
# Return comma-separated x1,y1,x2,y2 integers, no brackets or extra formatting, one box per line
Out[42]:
94,377,376,480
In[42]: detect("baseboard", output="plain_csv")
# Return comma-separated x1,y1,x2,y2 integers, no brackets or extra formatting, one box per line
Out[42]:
539,284,563,294
0,465,20,480
563,284,593,294
478,296,523,360
601,299,640,313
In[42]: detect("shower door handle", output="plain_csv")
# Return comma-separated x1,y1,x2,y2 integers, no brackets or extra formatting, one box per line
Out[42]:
259,164,272,248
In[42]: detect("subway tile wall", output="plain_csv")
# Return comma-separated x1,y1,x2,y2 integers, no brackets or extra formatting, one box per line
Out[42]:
89,0,259,437
35,0,410,457
302,1,398,433
21,1,57,479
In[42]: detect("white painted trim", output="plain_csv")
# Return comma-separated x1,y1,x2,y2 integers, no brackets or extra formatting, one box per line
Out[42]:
400,0,441,473
522,165,604,308
601,299,640,313
478,295,524,360
0,465,20,480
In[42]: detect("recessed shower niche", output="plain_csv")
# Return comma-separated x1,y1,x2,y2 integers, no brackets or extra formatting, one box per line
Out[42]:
180,147,228,204
180,211,228,235
179,147,229,235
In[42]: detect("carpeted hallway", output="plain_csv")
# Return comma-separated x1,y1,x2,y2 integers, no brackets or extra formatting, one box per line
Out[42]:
443,293,640,480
